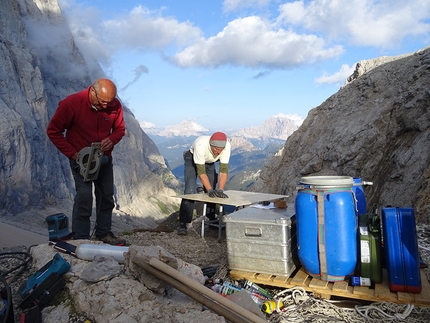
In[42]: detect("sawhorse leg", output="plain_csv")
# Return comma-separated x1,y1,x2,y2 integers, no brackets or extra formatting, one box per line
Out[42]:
201,203,207,238
201,203,224,242
217,205,224,242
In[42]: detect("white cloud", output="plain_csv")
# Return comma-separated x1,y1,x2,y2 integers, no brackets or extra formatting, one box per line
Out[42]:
277,0,430,48
60,3,202,66
59,1,430,72
103,6,202,50
59,0,112,66
170,16,344,68
315,63,355,85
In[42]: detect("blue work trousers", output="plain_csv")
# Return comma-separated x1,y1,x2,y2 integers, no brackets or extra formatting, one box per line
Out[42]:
70,157,114,239
179,150,217,223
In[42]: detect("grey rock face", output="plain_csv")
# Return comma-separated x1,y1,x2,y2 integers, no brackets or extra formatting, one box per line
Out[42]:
253,46,430,223
0,0,179,230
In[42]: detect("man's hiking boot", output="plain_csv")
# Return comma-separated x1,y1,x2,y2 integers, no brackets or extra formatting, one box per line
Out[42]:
98,232,127,246
177,223,188,236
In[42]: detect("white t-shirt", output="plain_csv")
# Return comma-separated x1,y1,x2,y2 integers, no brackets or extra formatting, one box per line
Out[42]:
190,136,231,165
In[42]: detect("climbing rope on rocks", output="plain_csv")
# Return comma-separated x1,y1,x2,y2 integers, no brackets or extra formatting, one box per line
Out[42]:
355,302,414,321
265,287,430,323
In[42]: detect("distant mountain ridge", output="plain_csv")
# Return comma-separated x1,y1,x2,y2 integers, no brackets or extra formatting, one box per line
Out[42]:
140,114,303,190
159,120,209,137
141,114,303,140
231,114,303,140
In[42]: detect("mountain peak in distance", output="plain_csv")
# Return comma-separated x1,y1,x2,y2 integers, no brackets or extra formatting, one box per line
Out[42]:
141,120,209,138
140,113,304,140
230,113,304,140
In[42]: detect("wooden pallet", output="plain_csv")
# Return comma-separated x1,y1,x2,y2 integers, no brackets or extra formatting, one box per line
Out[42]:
230,267,430,307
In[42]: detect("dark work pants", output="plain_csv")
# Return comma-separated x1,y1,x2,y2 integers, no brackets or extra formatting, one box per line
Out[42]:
179,150,217,224
70,158,114,239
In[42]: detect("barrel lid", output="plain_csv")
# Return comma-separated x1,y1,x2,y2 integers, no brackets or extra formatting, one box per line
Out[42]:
300,176,353,186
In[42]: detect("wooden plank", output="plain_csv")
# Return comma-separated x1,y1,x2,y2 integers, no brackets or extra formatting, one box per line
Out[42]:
289,268,309,286
254,273,273,284
374,282,395,301
332,280,351,293
229,270,256,280
353,285,375,297
414,294,430,306
273,275,289,285
309,277,330,290
397,291,415,303
374,270,394,301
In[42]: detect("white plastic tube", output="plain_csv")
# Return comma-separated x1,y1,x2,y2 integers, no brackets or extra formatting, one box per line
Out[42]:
76,244,129,263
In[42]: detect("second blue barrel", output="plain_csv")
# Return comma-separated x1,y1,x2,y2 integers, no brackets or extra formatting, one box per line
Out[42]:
352,177,367,217
295,176,357,281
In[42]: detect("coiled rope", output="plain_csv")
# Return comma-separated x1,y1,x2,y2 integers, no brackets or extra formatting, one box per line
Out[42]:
355,302,414,320
265,287,430,323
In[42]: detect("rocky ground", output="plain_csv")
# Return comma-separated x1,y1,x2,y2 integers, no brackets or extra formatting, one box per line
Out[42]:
1,211,430,322
124,213,230,277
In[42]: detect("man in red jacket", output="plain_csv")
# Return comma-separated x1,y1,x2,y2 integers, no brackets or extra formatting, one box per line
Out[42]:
47,78,126,245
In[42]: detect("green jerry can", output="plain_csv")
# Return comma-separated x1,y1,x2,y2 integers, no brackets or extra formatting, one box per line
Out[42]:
358,212,383,284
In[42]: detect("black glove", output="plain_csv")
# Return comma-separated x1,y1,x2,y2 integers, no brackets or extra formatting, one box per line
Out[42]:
208,189,218,198
215,189,229,198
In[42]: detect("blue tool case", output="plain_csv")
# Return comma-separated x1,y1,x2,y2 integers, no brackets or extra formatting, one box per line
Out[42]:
381,206,421,293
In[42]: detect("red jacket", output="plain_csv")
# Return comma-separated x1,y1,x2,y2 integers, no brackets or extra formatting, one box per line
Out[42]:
47,86,126,158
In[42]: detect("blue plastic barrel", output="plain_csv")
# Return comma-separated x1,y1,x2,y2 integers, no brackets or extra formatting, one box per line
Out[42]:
295,176,357,281
352,177,367,216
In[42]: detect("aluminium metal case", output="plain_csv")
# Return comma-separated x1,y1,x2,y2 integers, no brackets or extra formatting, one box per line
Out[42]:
224,206,298,277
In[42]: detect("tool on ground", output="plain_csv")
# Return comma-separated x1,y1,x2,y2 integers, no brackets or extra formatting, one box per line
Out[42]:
50,240,77,256
76,142,104,182
261,300,280,315
46,213,72,241
18,253,71,310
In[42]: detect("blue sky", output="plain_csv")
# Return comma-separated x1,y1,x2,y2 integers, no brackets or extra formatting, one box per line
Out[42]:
58,0,430,132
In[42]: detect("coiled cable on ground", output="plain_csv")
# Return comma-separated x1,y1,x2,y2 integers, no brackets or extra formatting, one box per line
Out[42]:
266,287,430,323
355,302,414,320
0,247,33,323
0,250,33,282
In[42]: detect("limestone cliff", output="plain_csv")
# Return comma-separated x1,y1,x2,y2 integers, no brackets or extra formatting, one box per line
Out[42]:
253,46,430,223
0,0,180,230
